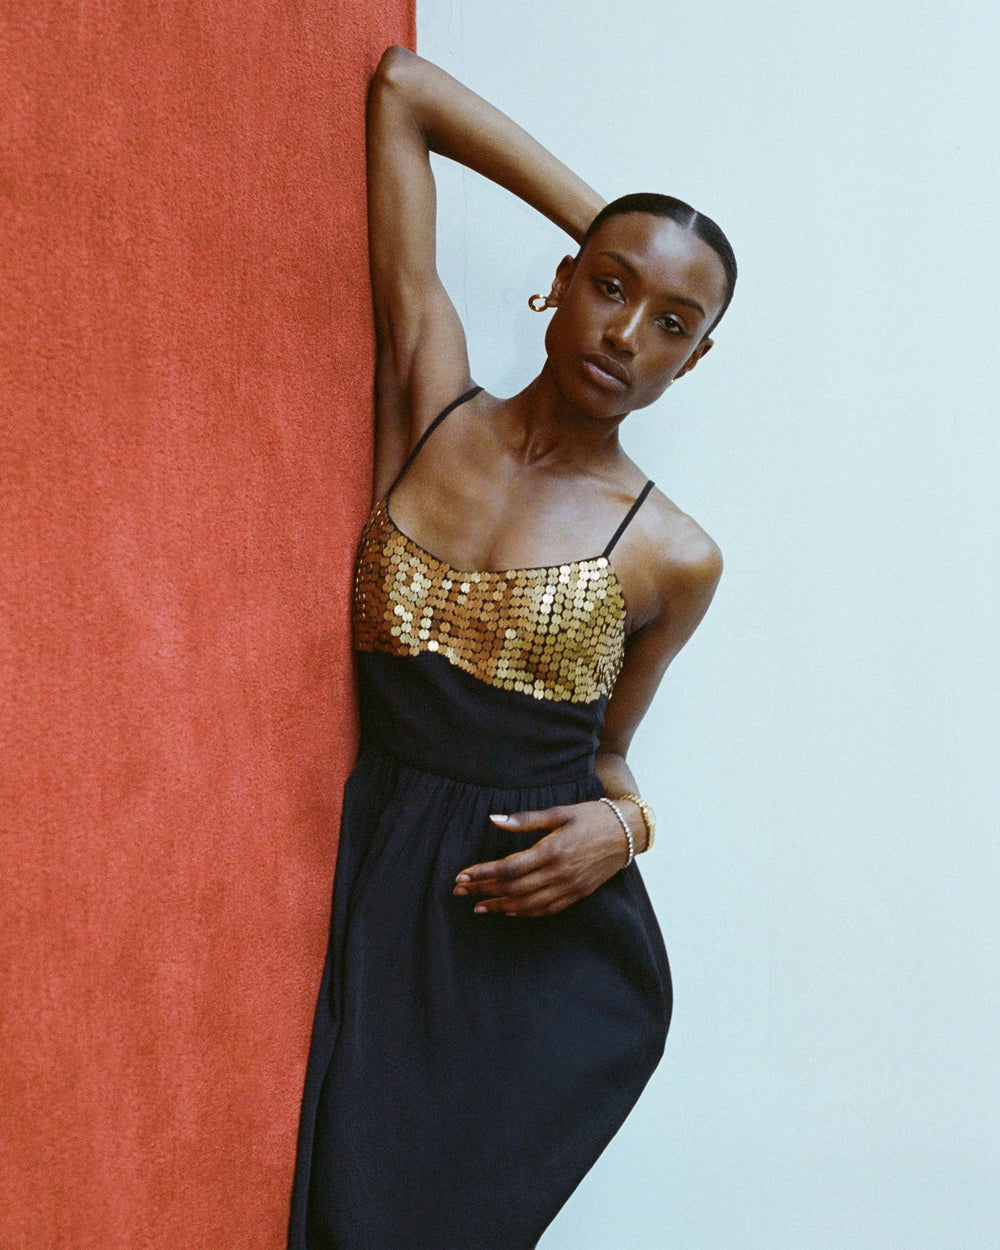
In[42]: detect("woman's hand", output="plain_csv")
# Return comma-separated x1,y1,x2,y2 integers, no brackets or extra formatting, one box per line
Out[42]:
453,801,633,918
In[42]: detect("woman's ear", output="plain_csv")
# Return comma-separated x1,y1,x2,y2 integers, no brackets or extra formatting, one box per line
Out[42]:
675,336,714,379
548,254,576,307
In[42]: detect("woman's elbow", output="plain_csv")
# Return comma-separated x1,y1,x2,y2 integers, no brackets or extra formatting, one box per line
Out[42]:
373,45,418,93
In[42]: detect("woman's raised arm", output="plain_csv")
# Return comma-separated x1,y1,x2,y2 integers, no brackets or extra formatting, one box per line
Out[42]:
366,46,605,493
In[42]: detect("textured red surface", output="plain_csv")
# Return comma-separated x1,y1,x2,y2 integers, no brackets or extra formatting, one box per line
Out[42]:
0,3,412,1245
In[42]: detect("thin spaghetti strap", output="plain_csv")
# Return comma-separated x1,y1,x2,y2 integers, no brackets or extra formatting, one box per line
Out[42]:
603,480,655,557
385,386,483,499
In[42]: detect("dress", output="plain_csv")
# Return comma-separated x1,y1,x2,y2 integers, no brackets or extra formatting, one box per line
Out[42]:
288,388,671,1250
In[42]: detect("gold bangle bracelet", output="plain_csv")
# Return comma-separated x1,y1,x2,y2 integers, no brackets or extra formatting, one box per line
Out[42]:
619,793,655,850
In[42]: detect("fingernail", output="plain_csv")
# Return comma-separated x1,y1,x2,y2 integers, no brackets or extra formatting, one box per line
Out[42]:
453,886,467,896
489,814,509,823
474,904,487,914
455,872,470,883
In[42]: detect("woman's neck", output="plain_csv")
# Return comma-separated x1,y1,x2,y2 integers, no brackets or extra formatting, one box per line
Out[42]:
496,371,627,472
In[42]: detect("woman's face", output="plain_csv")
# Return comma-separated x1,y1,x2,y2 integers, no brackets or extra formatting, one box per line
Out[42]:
543,212,729,418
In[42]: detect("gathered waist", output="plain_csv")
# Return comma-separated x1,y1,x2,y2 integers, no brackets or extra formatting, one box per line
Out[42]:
350,738,604,829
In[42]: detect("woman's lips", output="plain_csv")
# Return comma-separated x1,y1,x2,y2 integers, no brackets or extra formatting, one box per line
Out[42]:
581,353,630,390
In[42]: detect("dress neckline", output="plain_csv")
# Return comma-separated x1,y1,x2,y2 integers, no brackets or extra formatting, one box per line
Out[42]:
379,497,622,586
382,386,653,585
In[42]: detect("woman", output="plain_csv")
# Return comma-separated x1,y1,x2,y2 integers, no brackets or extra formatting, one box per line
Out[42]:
289,45,736,1249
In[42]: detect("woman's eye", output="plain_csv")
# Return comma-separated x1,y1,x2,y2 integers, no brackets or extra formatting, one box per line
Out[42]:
597,278,624,299
657,315,685,335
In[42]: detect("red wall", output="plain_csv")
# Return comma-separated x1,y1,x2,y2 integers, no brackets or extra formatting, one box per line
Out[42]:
0,4,412,1245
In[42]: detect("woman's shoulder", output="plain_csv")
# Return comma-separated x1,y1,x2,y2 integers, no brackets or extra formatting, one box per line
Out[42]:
640,485,722,584
612,477,723,631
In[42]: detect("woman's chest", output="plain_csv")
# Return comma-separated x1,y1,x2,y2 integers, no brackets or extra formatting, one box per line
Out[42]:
353,500,627,704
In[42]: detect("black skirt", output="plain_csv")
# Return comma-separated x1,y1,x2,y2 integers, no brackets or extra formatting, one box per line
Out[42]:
288,651,671,1249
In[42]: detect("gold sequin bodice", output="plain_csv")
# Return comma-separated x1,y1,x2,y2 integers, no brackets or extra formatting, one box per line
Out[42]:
353,499,627,705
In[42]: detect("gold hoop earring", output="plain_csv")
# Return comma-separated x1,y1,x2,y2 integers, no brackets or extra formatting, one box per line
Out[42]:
528,293,551,313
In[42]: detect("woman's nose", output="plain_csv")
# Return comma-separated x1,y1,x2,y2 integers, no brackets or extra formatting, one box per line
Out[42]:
603,306,642,355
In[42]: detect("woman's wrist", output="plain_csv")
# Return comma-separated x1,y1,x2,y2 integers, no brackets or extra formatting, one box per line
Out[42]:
598,797,635,867
617,795,654,854
382,47,604,243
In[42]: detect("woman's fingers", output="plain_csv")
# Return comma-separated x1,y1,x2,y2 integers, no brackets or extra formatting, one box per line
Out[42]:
458,866,551,902
488,807,565,832
453,808,565,892
454,809,589,914
452,801,623,916
472,884,578,918
452,844,551,895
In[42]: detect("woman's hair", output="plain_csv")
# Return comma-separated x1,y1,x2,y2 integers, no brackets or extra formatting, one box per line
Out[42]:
578,192,737,333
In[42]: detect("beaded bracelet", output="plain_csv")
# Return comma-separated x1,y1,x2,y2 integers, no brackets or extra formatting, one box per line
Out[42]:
619,793,656,850
599,796,634,868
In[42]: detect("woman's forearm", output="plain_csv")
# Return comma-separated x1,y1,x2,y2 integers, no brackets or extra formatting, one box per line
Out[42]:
373,46,604,243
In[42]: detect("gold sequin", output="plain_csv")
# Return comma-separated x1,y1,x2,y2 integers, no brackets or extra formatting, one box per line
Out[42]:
353,500,626,703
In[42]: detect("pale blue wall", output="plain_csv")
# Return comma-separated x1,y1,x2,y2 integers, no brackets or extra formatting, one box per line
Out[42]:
418,2,1000,1247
